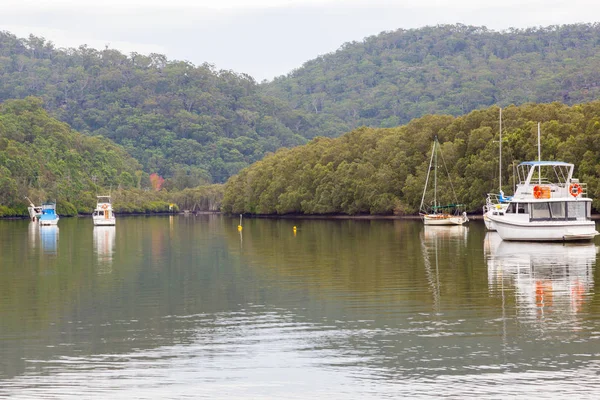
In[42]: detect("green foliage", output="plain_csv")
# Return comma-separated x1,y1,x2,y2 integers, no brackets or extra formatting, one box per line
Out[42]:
0,97,141,213
263,23,600,138
4,24,600,184
170,184,224,212
222,102,600,214
0,32,307,183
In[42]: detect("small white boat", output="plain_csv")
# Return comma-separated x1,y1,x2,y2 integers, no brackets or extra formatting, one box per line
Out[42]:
483,192,511,231
422,212,469,225
38,202,59,226
419,137,468,225
92,195,116,226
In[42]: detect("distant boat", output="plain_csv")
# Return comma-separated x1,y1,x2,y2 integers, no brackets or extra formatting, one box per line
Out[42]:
483,191,511,231
93,195,116,226
25,197,43,222
38,202,59,226
419,137,468,225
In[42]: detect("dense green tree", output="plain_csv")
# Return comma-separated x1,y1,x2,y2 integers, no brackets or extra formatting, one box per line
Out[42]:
222,102,600,215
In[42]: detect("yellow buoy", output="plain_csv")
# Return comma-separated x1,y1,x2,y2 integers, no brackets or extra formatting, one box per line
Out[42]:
238,225,243,231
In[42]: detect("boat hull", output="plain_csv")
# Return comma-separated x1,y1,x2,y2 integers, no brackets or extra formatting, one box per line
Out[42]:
483,203,509,231
39,218,59,226
423,214,468,225
489,217,598,241
93,217,116,226
483,213,496,231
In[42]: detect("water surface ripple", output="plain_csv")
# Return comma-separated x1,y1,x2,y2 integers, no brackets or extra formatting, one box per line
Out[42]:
1,216,600,398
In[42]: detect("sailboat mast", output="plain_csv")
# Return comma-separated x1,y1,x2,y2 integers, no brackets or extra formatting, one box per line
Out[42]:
434,137,438,210
499,108,502,192
419,141,436,213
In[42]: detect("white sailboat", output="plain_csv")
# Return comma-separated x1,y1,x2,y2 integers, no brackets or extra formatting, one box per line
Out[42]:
419,137,468,225
487,124,598,241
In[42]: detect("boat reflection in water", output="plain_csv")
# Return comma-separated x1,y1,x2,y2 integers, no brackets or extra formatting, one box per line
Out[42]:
422,224,468,242
93,226,116,272
485,232,596,316
28,221,38,249
39,225,59,255
421,225,468,309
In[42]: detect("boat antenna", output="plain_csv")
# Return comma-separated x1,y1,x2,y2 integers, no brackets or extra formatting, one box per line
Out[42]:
537,122,541,163
434,136,437,210
499,107,502,192
537,122,541,185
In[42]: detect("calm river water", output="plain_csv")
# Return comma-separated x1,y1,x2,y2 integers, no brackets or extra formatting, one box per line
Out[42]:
1,215,600,399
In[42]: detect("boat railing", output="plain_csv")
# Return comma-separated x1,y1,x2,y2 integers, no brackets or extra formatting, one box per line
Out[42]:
519,181,589,199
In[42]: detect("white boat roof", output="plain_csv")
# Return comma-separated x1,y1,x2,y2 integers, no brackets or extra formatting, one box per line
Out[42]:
518,161,573,167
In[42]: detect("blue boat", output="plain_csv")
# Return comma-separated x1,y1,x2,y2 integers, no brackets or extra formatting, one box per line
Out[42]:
38,202,59,226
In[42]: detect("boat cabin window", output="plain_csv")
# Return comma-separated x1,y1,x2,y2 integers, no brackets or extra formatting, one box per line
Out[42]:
528,201,589,221
531,202,551,219
549,202,566,219
506,203,528,214
567,202,588,220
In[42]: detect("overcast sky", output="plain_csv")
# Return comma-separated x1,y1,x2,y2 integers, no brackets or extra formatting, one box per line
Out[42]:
2,0,599,81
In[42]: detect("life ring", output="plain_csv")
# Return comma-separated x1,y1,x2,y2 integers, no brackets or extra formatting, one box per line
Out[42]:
533,185,542,199
569,183,582,197
101,204,108,210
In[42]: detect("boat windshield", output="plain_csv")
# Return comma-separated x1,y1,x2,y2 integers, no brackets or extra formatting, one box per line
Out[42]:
517,162,572,185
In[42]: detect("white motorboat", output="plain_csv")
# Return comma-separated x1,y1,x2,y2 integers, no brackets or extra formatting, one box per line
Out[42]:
419,137,468,225
92,195,116,226
487,160,598,241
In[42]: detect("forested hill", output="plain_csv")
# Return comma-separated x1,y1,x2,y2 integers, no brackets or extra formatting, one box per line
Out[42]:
4,24,600,186
221,102,600,215
262,24,600,138
0,31,306,184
